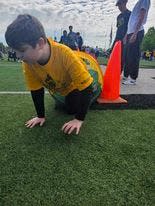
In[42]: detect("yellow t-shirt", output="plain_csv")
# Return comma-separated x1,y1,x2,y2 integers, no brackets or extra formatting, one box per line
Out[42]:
23,38,93,96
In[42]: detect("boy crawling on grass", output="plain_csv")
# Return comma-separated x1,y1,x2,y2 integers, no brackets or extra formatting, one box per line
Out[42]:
5,14,101,135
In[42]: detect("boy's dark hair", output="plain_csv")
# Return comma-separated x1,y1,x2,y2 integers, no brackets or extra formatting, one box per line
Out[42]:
5,14,46,50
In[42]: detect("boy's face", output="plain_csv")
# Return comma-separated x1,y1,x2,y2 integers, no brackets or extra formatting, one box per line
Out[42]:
14,43,42,64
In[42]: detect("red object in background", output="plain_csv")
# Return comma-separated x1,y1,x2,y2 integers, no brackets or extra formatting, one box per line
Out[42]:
97,41,127,103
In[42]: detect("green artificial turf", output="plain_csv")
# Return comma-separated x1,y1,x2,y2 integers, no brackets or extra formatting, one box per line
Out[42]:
0,61,26,91
139,60,155,68
0,94,155,206
97,57,155,68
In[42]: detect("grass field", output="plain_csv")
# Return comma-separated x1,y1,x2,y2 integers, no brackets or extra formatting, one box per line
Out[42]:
0,61,155,205
97,57,155,68
0,61,26,91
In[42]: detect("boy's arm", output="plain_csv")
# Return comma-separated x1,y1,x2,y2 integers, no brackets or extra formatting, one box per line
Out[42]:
25,88,45,128
31,87,45,118
61,47,94,134
75,84,93,121
62,84,93,135
22,63,45,128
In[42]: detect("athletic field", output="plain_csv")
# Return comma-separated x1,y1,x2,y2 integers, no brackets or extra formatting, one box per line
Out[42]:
0,60,155,206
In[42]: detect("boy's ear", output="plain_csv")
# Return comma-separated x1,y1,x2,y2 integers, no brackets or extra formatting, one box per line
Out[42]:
37,37,46,49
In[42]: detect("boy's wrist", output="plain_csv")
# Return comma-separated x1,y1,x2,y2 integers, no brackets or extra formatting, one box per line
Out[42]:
75,115,85,121
37,116,45,118
75,118,83,122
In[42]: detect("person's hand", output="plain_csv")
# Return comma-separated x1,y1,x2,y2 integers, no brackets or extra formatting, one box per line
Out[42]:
62,119,83,135
129,33,137,43
25,117,45,128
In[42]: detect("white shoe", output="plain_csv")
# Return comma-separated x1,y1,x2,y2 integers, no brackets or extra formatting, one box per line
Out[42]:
122,78,136,85
122,76,128,81
122,76,128,84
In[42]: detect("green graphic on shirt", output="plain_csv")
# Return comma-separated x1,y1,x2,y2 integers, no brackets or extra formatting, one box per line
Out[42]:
43,74,56,91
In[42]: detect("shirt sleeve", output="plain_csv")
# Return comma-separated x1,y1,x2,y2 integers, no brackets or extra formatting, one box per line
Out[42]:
31,88,45,118
140,0,150,10
75,84,93,121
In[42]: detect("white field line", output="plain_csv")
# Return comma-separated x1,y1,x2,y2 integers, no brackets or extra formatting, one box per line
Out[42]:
0,63,21,66
0,64,20,67
0,91,30,94
0,91,49,94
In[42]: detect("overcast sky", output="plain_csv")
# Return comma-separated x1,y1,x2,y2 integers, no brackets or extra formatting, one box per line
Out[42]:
0,0,154,48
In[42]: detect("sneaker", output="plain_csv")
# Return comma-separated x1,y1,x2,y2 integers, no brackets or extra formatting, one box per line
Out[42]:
122,78,136,85
122,76,128,84
122,76,128,81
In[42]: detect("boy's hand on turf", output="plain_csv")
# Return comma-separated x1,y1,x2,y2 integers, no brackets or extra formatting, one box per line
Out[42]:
25,117,45,128
62,119,83,135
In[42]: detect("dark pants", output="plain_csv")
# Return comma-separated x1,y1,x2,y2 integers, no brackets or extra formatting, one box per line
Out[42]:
121,41,126,72
123,30,144,80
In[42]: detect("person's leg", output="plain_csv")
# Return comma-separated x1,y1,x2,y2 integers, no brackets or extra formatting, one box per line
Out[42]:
121,41,125,73
129,30,144,80
123,31,144,81
122,41,130,74
123,34,132,78
52,92,65,110
88,69,102,104
52,90,80,113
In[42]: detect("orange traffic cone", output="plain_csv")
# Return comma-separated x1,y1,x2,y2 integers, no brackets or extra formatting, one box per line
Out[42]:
97,41,127,104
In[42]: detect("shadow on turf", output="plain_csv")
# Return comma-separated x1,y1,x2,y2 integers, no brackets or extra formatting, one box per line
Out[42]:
91,94,155,110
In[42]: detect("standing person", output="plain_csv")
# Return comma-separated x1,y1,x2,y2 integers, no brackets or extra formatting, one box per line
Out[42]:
0,51,4,60
94,46,100,59
76,32,83,51
12,51,17,62
8,50,13,61
112,0,131,71
123,0,150,85
54,36,57,42
5,14,102,135
59,30,68,46
67,25,78,50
